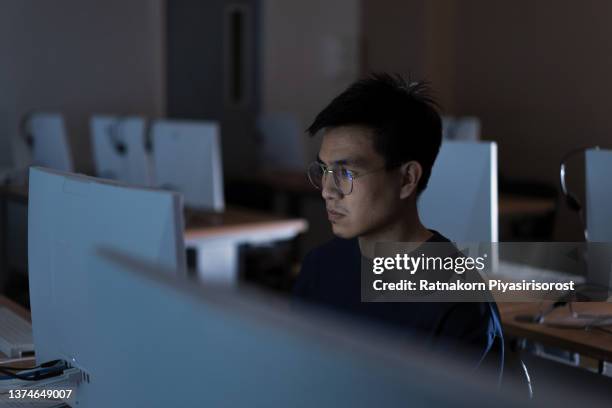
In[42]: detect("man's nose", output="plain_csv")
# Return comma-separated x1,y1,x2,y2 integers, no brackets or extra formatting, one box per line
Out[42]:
321,172,342,200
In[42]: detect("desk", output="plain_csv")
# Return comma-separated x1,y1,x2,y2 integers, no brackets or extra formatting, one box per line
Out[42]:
184,207,308,283
498,302,612,371
0,295,34,369
498,194,556,218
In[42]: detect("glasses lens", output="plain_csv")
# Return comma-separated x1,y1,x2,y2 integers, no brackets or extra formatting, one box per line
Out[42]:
307,163,354,194
307,162,324,189
334,168,353,195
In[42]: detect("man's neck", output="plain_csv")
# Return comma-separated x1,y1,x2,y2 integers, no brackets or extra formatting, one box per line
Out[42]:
358,213,432,259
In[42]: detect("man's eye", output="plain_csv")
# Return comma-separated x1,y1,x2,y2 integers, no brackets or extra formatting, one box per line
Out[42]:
340,168,355,179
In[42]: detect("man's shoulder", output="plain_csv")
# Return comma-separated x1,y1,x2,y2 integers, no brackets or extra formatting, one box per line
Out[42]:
294,237,359,299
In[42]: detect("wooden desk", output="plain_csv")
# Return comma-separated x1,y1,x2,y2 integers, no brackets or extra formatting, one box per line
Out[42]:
498,194,556,218
499,302,612,369
184,207,308,283
0,295,35,368
0,295,30,322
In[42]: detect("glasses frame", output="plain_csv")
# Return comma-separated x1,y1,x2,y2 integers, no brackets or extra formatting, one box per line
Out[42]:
307,161,400,195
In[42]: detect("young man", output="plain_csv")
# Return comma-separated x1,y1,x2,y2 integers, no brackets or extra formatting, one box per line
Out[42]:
294,73,503,374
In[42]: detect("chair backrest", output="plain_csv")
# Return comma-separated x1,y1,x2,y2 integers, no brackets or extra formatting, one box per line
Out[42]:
150,119,225,211
90,115,153,186
419,141,498,242
26,112,73,172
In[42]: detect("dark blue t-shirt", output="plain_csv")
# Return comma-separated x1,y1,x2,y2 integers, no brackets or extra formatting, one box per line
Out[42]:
293,231,504,380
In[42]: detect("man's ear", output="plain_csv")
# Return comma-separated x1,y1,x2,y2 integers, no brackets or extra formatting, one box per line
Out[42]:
399,161,423,200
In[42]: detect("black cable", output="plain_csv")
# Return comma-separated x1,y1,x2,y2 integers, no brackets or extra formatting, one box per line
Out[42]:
0,361,67,382
0,367,64,382
0,359,62,372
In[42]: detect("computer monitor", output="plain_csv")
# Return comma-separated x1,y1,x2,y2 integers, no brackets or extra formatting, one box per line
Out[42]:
90,115,153,186
28,242,536,407
150,119,224,211
257,112,306,171
418,141,498,242
586,148,612,290
28,167,186,378
442,116,481,141
26,113,74,172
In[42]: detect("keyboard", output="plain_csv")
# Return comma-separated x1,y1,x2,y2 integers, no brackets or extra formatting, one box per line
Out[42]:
0,306,34,358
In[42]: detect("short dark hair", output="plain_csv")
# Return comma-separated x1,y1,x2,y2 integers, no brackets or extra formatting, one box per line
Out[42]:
307,73,442,194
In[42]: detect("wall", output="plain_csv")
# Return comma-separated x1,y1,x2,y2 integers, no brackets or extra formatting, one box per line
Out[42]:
361,0,456,111
0,0,165,174
363,0,612,240
261,0,361,163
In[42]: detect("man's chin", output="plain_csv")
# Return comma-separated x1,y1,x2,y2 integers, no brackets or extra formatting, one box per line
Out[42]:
331,223,357,239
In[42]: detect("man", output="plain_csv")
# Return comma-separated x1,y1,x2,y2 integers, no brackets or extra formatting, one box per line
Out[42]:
294,73,503,376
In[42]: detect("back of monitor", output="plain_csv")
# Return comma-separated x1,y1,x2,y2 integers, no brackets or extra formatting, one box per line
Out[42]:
151,119,225,211
442,116,481,141
28,167,186,379
91,115,153,186
27,113,74,172
257,112,306,171
586,148,612,289
42,245,531,407
418,141,498,243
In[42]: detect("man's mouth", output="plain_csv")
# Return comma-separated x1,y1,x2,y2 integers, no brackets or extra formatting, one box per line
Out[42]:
327,208,346,221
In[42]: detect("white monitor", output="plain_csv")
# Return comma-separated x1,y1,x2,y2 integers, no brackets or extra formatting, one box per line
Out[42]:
90,115,153,186
151,119,224,211
441,116,481,141
257,112,306,171
586,148,612,242
418,141,498,242
586,148,612,289
26,113,74,172
28,167,186,376
28,243,534,407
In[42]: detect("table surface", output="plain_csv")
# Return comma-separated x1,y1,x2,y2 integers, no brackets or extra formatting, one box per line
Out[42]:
184,206,308,240
0,295,34,368
498,301,612,362
498,194,556,217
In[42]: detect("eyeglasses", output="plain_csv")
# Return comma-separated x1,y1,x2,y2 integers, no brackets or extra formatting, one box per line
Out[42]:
307,161,395,195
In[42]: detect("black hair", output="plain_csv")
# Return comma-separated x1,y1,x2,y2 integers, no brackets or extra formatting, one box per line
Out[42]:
307,72,442,194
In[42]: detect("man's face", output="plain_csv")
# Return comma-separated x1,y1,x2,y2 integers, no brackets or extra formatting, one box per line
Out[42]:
318,125,404,239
